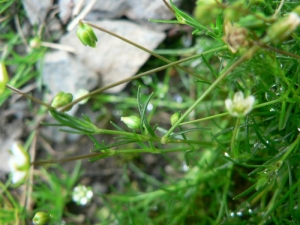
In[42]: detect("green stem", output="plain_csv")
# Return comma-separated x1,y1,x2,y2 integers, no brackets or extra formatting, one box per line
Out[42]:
60,45,227,112
231,117,241,158
85,20,212,82
180,98,283,126
32,146,191,165
280,134,300,162
215,163,233,224
162,45,260,143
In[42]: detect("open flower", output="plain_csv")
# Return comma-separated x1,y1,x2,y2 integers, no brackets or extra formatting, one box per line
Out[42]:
72,185,93,206
8,142,30,185
225,91,255,117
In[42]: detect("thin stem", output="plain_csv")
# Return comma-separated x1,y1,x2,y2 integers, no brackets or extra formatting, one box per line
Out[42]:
84,20,212,82
60,45,227,112
273,0,285,18
163,0,175,14
231,117,241,158
180,98,283,126
162,45,260,143
32,147,191,165
5,84,53,109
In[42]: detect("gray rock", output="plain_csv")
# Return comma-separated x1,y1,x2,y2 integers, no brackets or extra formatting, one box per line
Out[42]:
42,50,99,96
22,0,53,25
60,20,165,93
59,0,180,30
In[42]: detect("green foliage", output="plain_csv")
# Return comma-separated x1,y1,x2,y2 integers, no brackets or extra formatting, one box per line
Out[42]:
2,0,300,224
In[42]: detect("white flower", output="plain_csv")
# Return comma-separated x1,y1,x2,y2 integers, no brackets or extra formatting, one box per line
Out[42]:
72,185,93,205
8,142,30,184
225,91,255,117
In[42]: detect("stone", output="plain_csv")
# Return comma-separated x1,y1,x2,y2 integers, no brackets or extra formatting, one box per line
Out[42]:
60,20,165,93
22,0,53,25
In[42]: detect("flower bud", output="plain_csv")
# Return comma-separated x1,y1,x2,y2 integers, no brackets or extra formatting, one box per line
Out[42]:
121,116,141,130
0,61,9,95
51,91,73,111
32,212,53,225
238,14,266,29
29,37,41,49
264,12,300,44
194,0,222,26
76,21,98,48
170,112,180,126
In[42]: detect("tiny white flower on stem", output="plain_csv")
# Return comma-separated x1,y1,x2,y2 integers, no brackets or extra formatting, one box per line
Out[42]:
72,185,93,206
8,142,30,185
225,91,255,117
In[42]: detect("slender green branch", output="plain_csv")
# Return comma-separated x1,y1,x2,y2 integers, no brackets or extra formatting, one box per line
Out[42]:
84,20,212,82
162,45,260,143
5,84,53,109
31,146,192,165
60,45,227,112
231,118,241,158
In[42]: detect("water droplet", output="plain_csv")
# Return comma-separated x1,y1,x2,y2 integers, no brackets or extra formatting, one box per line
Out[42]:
270,108,276,112
112,109,123,117
224,152,230,157
230,212,235,217
147,103,153,111
236,211,243,216
248,209,253,214
182,162,189,172
174,94,183,103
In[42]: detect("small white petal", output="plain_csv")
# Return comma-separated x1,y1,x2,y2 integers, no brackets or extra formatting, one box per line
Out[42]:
225,91,255,117
10,142,28,167
80,197,88,205
233,91,244,103
11,170,27,184
225,99,233,112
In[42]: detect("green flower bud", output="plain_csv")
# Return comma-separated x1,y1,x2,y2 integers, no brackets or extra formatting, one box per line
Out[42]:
121,116,141,130
29,37,41,49
170,112,180,126
0,61,9,95
194,0,222,26
293,6,300,15
76,21,98,48
238,14,266,29
32,212,52,225
51,91,73,111
264,12,300,44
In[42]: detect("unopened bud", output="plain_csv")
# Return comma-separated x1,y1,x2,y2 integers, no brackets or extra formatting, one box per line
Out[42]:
121,116,140,130
29,37,41,49
238,14,266,29
32,212,52,225
194,0,222,26
0,62,9,95
51,91,73,111
264,12,300,44
76,21,98,48
170,112,180,126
